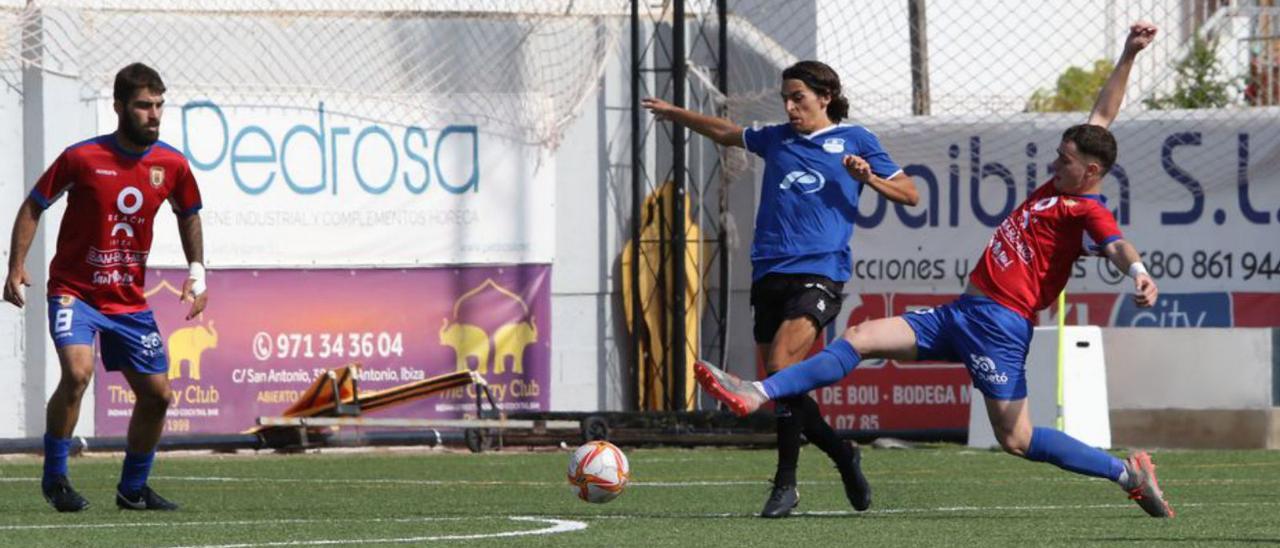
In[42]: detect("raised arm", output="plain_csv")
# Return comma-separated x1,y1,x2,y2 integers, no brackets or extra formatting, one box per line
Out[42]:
1087,21,1158,129
4,197,43,308
641,97,745,148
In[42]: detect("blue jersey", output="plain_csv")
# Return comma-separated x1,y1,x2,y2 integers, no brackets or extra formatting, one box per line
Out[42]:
743,123,902,282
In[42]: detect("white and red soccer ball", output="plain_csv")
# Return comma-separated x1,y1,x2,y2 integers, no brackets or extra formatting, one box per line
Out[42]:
566,441,630,503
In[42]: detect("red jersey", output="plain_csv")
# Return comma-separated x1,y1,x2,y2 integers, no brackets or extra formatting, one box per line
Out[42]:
969,179,1122,319
31,135,202,314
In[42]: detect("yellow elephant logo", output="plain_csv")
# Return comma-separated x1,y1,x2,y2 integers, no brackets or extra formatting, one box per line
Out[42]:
439,319,491,374
168,321,218,380
438,279,539,376
492,319,537,374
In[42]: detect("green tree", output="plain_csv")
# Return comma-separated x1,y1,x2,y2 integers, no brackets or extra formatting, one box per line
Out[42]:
1026,60,1115,112
1144,34,1237,109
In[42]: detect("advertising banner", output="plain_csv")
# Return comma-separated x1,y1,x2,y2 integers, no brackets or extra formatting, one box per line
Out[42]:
94,265,551,436
857,113,1279,304
99,97,554,267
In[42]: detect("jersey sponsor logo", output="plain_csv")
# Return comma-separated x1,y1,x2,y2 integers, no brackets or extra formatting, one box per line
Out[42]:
996,217,1034,265
94,168,118,177
990,238,1012,269
1030,197,1059,212
139,332,164,359
149,166,165,188
779,169,826,194
822,138,845,154
967,353,1009,385
112,186,145,239
92,270,136,286
86,246,149,267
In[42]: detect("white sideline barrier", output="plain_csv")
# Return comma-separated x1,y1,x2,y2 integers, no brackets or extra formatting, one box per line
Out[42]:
968,326,1111,449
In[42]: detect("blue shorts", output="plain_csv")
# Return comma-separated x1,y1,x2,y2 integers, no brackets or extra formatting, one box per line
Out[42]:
901,295,1033,400
47,296,168,375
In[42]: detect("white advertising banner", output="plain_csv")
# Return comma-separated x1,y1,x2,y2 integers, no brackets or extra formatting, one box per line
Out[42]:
101,97,554,267
829,111,1280,327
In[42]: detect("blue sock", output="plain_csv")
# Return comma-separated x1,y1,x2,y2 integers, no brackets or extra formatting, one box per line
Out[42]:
760,339,860,399
42,433,73,490
1025,427,1124,481
119,450,156,497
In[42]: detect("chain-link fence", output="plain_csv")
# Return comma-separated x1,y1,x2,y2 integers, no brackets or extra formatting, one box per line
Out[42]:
0,0,628,146
693,0,1280,204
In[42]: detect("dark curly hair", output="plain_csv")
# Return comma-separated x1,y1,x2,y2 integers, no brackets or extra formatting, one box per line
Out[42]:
782,60,849,122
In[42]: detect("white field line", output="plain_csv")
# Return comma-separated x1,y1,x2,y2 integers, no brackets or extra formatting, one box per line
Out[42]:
0,501,1275,541
165,517,588,548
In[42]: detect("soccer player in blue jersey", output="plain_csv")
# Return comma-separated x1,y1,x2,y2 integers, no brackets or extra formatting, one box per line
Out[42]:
694,23,1175,518
643,60,918,518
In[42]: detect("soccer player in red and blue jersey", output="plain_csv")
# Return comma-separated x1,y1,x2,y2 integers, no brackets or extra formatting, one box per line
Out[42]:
4,63,206,512
694,22,1175,518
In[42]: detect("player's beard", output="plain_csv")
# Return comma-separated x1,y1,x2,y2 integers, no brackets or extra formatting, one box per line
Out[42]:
120,114,160,147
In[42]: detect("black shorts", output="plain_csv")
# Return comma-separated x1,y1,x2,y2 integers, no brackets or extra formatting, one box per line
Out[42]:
750,273,845,344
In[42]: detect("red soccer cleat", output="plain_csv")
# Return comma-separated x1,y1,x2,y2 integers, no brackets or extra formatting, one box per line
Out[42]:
694,360,766,417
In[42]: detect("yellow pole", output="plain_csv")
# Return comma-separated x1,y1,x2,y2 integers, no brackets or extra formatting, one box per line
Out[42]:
1055,290,1066,430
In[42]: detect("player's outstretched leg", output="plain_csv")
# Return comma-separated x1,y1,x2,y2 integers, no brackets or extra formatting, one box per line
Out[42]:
694,360,767,416
988,399,1173,519
1120,451,1174,518
696,340,862,416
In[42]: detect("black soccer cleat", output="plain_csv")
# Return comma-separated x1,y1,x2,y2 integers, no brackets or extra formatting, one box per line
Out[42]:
760,481,799,518
43,475,90,513
837,442,872,511
116,485,179,511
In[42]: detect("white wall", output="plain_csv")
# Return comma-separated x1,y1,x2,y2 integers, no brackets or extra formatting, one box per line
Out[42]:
549,43,632,411
2,59,100,438
0,73,25,436
1104,328,1276,409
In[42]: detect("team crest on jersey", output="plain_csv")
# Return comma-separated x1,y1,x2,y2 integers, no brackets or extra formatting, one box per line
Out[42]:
58,295,74,307
822,138,845,154
149,166,165,188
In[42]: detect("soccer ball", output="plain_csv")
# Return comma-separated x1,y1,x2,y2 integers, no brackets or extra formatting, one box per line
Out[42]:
566,440,630,503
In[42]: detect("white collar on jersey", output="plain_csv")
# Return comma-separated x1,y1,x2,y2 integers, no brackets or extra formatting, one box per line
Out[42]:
795,123,851,140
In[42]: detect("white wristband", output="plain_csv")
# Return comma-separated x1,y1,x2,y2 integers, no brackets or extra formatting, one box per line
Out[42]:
1128,262,1148,278
188,262,207,296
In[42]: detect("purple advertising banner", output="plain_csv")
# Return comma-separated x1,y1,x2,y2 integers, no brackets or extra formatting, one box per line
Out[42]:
94,265,551,435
